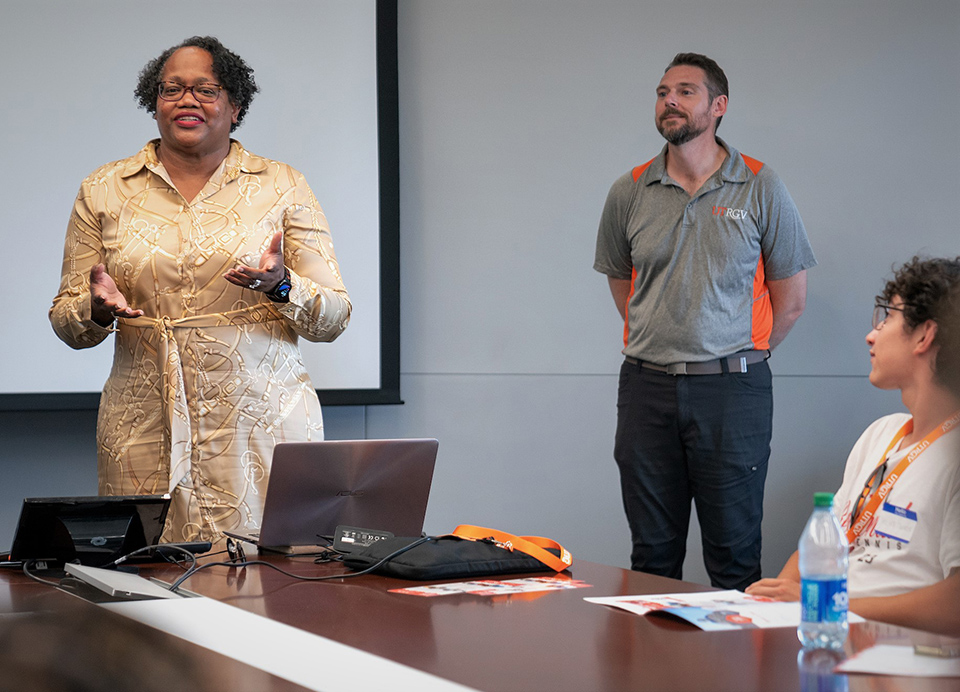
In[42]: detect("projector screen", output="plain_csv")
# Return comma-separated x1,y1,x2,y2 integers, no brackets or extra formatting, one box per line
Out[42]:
0,0,399,409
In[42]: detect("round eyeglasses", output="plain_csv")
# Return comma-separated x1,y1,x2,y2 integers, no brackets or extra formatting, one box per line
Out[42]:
872,303,908,330
158,82,223,103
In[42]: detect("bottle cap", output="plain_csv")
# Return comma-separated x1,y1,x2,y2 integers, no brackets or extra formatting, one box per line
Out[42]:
813,492,834,507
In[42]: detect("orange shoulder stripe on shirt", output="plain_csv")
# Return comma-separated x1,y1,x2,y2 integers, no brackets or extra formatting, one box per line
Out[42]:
624,159,656,348
741,154,764,176
632,158,656,183
751,255,772,350
742,154,768,348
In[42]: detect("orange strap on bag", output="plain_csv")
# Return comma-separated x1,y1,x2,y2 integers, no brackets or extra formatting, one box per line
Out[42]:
451,525,572,572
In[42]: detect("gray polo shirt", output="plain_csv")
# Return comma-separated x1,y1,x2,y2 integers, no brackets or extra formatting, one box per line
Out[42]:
594,138,816,365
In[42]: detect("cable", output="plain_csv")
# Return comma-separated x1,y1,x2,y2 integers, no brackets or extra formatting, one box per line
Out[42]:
168,536,435,591
163,548,229,569
105,544,199,575
22,537,435,593
21,560,62,587
313,549,343,564
55,576,95,595
331,536,433,577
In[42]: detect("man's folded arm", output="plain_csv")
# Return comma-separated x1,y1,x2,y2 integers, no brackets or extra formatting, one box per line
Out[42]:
608,276,632,321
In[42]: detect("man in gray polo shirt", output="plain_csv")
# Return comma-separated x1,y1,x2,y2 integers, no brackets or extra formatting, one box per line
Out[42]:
594,52,816,590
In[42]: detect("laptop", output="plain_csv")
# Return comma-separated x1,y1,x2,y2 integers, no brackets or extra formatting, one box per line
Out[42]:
225,438,438,551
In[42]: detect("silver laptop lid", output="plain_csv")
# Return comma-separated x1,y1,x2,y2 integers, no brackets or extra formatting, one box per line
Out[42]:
256,438,439,548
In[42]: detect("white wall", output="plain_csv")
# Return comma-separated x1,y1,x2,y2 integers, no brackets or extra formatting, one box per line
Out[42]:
2,0,958,587
0,0,381,395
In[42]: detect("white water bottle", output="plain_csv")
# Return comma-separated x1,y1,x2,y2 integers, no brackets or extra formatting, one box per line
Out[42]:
798,492,849,650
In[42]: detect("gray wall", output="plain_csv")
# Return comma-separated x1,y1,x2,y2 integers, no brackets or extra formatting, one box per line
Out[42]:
2,0,957,587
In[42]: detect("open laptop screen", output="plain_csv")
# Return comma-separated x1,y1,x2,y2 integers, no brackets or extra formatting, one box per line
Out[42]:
252,438,439,548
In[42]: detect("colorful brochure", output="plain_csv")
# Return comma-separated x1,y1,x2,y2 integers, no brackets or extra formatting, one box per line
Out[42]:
586,590,864,631
391,576,592,598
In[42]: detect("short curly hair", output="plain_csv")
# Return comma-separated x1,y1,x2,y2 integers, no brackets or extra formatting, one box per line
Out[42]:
879,256,960,395
134,36,258,132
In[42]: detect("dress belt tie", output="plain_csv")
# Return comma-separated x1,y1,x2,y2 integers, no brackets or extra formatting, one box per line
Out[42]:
122,304,282,493
624,350,770,376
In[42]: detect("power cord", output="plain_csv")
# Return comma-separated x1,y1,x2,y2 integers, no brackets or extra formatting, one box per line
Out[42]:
313,548,343,564
161,548,230,569
104,544,199,575
19,538,435,593
167,536,435,591
21,559,62,586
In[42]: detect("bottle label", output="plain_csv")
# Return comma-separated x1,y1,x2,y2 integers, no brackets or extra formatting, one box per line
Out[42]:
800,577,848,623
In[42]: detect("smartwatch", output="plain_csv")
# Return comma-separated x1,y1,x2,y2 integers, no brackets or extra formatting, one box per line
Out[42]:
265,268,292,303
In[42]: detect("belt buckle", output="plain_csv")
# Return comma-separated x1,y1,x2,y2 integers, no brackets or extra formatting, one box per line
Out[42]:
727,355,749,373
666,362,687,376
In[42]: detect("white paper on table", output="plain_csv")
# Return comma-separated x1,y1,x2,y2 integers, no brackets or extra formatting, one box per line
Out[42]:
105,597,479,692
837,645,960,677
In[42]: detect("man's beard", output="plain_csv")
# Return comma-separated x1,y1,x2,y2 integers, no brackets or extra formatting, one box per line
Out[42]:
657,112,710,146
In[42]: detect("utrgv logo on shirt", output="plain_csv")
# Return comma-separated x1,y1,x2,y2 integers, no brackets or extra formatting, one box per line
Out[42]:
712,206,749,220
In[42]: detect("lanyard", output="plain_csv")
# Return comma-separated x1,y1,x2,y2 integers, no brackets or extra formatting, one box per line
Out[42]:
846,410,960,543
451,525,572,572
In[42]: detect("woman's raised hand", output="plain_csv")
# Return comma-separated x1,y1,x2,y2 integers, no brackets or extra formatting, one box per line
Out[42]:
89,264,144,326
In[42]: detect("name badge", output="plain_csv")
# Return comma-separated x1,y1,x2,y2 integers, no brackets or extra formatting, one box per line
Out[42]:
873,502,918,543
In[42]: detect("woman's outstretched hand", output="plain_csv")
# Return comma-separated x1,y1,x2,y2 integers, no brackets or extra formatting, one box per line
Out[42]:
90,264,144,326
222,231,285,293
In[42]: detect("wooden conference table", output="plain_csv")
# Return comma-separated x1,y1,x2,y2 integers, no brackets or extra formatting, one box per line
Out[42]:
1,554,956,692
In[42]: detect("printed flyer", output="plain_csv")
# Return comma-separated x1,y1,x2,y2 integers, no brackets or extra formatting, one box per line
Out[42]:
392,576,592,598
586,590,864,631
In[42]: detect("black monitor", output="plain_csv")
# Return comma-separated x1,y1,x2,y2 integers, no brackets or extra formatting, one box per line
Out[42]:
9,495,170,567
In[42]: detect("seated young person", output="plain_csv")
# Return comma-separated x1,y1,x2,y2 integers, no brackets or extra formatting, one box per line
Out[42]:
746,257,960,636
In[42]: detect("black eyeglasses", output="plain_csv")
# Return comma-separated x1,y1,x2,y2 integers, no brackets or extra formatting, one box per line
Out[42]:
872,303,909,330
850,460,888,525
158,81,223,103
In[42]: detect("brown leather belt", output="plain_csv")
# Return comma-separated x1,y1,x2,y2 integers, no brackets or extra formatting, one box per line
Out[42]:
624,350,769,376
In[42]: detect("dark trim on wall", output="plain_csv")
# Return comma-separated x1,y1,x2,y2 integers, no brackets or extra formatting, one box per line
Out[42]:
375,0,402,406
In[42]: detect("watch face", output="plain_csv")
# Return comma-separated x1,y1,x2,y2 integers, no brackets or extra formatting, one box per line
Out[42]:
269,276,292,302
266,269,293,303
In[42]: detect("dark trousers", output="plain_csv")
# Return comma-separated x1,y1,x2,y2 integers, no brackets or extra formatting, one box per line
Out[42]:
614,359,772,591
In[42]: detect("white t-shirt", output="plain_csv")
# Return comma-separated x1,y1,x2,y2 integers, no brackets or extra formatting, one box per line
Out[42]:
833,413,960,599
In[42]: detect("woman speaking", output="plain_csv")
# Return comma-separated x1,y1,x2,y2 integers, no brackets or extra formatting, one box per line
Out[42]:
50,36,352,544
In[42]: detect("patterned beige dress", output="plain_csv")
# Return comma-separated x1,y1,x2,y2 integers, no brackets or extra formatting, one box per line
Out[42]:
50,140,351,543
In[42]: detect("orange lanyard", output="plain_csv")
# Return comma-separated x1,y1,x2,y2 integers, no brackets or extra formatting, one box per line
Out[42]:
846,410,960,543
451,525,572,572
